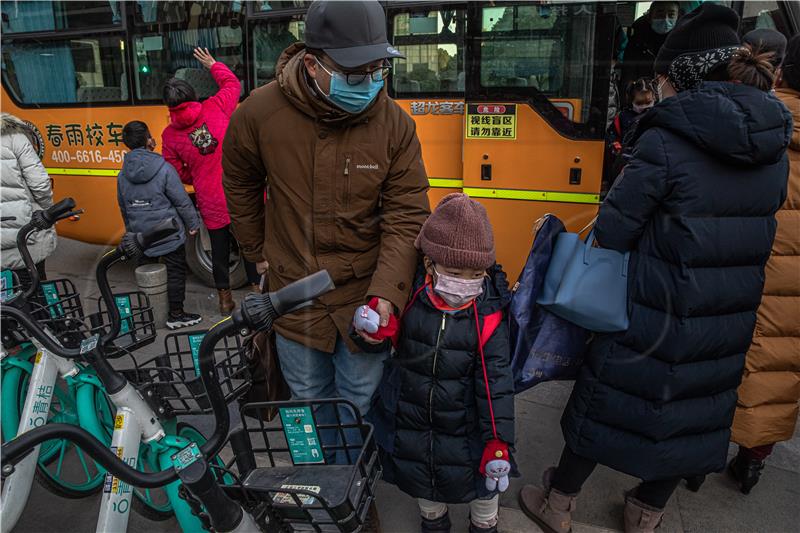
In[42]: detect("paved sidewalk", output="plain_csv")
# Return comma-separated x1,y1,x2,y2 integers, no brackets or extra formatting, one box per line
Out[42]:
12,238,800,533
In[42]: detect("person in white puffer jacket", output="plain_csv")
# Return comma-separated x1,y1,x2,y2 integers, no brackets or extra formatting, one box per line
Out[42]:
1,113,56,283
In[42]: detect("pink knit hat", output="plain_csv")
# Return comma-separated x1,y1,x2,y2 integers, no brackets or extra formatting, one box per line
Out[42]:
415,193,495,270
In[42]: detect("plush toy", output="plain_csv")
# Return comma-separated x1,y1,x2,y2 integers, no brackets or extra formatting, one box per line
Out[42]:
479,439,511,492
352,297,399,340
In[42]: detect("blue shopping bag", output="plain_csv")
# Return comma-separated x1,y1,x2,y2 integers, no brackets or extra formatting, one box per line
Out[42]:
537,224,630,333
510,215,588,393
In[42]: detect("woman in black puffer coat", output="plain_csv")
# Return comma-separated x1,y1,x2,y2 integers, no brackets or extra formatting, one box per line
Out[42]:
368,193,515,533
519,5,792,533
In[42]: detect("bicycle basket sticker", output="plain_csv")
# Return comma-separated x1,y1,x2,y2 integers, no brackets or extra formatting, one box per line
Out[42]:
80,334,99,354
40,282,64,318
272,485,321,506
188,333,205,376
115,295,133,334
0,270,14,302
279,406,324,465
171,442,202,472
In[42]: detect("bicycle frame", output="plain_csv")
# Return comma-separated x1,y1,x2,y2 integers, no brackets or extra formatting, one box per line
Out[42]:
0,341,80,533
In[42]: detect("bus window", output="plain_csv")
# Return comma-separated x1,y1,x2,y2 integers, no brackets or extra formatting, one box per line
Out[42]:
391,9,466,95
1,1,120,34
740,1,793,36
1,35,127,105
251,17,304,87
478,2,597,123
254,2,309,12
131,2,244,102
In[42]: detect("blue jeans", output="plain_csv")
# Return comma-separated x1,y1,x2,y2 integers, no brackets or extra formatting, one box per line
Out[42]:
275,334,389,463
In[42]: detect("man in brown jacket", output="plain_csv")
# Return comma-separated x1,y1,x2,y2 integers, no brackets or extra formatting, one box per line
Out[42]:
222,1,429,422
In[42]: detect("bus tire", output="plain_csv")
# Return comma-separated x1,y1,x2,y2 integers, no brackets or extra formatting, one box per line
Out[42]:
185,227,247,289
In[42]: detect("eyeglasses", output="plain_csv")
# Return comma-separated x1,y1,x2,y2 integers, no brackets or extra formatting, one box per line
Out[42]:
316,57,392,86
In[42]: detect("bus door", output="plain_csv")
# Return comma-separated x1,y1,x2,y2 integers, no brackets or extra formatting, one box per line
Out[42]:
462,2,616,277
387,3,468,207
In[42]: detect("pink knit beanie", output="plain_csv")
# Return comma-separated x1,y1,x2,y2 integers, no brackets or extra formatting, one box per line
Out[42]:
415,193,495,270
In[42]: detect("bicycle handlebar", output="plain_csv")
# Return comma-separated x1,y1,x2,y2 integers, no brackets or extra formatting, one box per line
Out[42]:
1,270,336,483
13,198,80,301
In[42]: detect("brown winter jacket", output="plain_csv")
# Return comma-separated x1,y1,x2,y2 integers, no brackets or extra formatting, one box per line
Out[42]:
222,43,430,353
731,87,800,448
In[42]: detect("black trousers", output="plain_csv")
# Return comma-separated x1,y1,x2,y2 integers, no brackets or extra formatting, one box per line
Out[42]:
551,446,680,509
140,245,186,313
207,225,260,289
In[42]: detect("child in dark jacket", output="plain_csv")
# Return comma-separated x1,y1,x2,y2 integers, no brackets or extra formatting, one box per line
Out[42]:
117,121,202,330
607,78,657,183
365,193,515,533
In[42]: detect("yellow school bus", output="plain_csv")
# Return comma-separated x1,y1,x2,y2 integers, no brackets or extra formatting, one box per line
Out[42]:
2,1,798,285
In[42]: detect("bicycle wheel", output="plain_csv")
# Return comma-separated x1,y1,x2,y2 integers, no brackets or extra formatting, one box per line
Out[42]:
1,361,112,498
132,421,229,520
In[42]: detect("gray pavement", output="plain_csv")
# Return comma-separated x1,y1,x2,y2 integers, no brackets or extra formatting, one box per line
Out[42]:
11,237,800,533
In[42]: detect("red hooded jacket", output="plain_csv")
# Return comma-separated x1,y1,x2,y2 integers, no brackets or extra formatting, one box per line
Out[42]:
162,62,240,230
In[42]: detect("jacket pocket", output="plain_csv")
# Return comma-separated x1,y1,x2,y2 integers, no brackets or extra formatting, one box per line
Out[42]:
343,154,351,211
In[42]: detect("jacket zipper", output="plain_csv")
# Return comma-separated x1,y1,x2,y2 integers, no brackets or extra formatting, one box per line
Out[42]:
344,155,351,210
429,312,446,490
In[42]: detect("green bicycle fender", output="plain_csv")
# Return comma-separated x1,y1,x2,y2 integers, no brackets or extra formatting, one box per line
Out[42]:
75,381,111,447
1,365,25,440
158,449,207,532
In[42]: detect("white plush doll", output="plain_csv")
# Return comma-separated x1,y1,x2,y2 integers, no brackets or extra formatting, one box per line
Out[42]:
480,439,511,492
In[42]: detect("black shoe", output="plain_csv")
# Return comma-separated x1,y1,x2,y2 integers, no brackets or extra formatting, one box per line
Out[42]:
728,456,764,495
166,311,202,330
421,513,451,533
685,474,706,492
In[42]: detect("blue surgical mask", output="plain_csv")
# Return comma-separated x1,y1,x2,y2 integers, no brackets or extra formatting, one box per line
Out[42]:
651,18,675,35
314,58,384,114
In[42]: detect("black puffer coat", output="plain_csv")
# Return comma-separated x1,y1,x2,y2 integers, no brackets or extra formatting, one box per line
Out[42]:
562,82,792,481
368,265,514,503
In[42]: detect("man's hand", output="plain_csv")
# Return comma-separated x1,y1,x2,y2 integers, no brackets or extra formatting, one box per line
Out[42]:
193,47,217,69
188,228,198,236
374,297,393,327
256,260,269,275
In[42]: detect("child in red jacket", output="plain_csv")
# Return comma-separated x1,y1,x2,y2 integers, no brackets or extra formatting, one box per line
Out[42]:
161,47,260,315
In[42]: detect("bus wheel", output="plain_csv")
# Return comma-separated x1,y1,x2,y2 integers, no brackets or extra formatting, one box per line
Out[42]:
185,226,247,289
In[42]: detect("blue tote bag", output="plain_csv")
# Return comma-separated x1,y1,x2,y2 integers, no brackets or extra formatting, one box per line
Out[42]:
537,222,630,333
509,215,588,393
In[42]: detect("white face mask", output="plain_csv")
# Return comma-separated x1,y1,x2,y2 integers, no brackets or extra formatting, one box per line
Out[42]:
656,77,671,101
651,18,675,35
632,102,654,114
432,266,485,308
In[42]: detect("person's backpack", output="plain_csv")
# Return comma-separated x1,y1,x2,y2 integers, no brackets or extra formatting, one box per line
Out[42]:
509,215,588,393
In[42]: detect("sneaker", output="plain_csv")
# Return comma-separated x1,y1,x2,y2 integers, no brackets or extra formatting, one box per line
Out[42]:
166,311,202,330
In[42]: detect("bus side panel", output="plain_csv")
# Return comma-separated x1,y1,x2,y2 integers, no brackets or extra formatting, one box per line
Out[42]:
463,104,605,193
51,174,125,245
395,100,463,182
479,199,597,280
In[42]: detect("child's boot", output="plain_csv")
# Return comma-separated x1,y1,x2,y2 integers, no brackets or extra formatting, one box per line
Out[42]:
623,495,664,533
468,521,497,533
217,288,235,315
519,468,577,533
420,513,451,533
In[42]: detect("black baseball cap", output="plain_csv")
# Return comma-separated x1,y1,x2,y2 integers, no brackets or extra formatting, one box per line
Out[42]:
743,28,787,67
305,0,404,69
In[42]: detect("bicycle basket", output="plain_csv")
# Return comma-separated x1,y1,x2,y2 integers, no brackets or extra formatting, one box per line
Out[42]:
122,330,250,417
225,399,382,533
1,276,86,348
88,291,155,357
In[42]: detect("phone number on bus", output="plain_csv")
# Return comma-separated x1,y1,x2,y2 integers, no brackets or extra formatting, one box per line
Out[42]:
51,149,128,165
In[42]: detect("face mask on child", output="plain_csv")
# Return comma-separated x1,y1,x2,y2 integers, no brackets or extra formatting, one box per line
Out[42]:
432,265,485,308
632,102,654,114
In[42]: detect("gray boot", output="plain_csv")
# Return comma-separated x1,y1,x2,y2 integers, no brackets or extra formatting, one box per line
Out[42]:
518,468,577,533
623,495,664,533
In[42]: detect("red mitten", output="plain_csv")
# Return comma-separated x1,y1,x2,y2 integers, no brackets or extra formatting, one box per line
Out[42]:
364,297,398,341
479,439,510,476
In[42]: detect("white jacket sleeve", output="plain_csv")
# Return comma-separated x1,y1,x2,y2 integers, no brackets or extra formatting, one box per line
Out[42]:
15,134,53,209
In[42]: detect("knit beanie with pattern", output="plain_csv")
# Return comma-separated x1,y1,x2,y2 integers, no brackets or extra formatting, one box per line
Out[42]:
653,3,740,76
415,193,495,270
